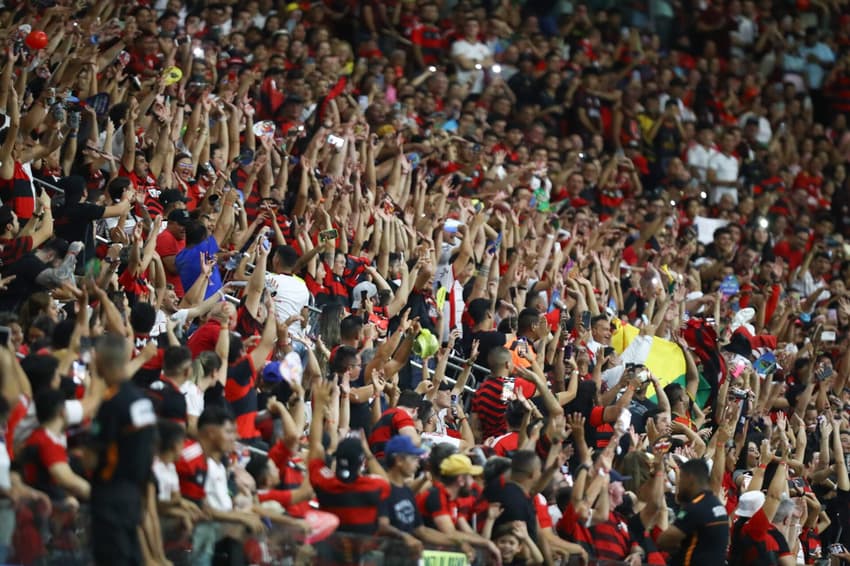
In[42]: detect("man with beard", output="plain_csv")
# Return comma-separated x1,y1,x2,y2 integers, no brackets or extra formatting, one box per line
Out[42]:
657,458,729,565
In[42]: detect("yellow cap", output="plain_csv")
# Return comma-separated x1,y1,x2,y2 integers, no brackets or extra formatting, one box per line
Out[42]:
440,454,483,477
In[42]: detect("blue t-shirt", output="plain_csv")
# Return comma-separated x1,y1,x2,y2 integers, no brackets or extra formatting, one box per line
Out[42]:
176,236,222,299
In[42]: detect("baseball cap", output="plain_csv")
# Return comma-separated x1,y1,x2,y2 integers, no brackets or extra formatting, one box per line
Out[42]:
735,490,765,518
385,435,427,460
262,361,284,384
334,437,365,483
262,352,304,385
609,469,632,483
167,209,192,226
351,281,378,310
160,188,189,207
439,454,483,477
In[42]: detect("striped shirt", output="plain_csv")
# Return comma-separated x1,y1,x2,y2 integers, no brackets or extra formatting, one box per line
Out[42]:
0,235,32,269
592,511,637,561
309,458,390,535
471,375,536,440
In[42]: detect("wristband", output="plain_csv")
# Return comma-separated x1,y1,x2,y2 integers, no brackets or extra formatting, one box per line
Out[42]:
758,463,767,470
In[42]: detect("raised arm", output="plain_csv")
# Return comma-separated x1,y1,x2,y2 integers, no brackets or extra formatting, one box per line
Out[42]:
0,87,20,180
248,295,278,370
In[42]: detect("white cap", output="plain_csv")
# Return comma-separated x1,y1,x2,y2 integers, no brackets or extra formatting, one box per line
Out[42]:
351,281,378,310
735,490,765,518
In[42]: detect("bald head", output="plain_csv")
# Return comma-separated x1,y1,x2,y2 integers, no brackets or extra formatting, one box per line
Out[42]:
95,333,131,383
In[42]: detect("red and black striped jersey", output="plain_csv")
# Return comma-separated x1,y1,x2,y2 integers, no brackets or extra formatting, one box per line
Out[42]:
308,457,390,535
367,408,416,459
224,356,260,440
175,439,207,505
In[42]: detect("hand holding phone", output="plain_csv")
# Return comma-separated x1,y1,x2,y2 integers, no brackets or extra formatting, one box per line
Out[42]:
319,228,338,241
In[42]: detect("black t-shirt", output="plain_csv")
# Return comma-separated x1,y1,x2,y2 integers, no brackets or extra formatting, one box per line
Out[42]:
491,481,538,543
343,368,372,433
824,488,850,549
669,490,729,566
147,376,188,423
90,380,156,527
654,122,681,161
54,202,105,267
387,483,423,534
628,397,658,434
0,252,48,311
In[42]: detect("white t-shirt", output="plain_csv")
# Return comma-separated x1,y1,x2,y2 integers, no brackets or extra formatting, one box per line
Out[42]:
266,273,311,334
450,40,492,94
0,440,9,491
205,457,232,512
686,143,717,182
153,458,180,502
707,152,740,203
180,381,205,418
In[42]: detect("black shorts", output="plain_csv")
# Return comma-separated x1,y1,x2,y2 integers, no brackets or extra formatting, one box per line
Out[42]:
91,515,142,566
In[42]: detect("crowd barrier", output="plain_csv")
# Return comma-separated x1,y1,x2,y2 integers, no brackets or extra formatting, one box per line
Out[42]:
3,499,628,565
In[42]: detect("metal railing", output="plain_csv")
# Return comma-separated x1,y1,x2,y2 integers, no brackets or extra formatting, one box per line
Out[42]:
3,498,625,565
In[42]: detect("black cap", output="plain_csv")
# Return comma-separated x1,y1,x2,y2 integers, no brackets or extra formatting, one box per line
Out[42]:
722,332,752,359
334,437,365,483
160,189,188,207
167,209,191,225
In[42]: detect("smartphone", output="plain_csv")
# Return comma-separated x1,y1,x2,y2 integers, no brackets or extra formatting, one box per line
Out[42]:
516,339,528,357
228,280,248,288
327,134,345,149
563,343,574,360
820,330,836,342
827,309,838,323
360,290,368,305
828,544,848,555
319,228,338,241
729,387,749,400
501,377,515,401
581,310,591,329
754,351,778,377
0,326,10,346
615,408,632,434
815,366,834,381
261,236,271,251
79,336,93,364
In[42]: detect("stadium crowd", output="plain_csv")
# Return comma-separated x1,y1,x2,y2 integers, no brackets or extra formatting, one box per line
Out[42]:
0,0,848,564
